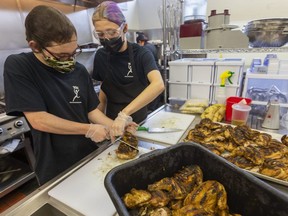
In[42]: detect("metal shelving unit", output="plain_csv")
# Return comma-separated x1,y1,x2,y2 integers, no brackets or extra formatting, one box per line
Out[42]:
172,47,288,55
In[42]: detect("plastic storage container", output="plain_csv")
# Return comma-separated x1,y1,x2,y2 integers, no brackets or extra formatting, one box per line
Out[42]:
168,58,191,100
168,58,245,104
168,58,216,103
231,103,252,126
226,96,252,121
105,143,288,216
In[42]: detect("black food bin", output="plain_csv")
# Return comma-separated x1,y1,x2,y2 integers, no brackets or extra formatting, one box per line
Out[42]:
104,142,288,216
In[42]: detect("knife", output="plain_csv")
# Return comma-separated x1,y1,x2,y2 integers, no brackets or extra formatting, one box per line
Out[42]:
119,139,139,151
114,136,139,151
0,168,21,175
137,126,183,133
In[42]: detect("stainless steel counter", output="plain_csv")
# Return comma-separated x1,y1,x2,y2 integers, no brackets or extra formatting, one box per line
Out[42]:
1,143,112,216
1,105,288,216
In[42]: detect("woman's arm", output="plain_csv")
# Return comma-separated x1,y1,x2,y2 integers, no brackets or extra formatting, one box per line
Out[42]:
122,69,165,116
88,108,114,127
97,89,107,113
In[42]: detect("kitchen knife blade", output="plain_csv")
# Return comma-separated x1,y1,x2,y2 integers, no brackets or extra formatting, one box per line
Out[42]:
137,126,183,133
0,168,21,175
119,139,139,151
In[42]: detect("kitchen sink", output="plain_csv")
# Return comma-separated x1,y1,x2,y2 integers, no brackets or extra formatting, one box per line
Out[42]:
30,203,67,216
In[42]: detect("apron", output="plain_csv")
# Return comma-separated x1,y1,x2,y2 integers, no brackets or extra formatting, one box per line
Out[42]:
101,43,147,123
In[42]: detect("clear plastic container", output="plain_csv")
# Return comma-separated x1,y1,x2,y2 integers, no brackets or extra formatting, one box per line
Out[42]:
183,0,207,22
226,97,252,122
231,104,252,126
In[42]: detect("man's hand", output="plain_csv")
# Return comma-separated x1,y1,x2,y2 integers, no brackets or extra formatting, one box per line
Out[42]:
85,124,109,143
110,111,132,137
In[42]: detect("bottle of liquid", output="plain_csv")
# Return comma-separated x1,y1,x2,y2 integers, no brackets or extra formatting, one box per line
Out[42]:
215,70,234,104
216,87,226,104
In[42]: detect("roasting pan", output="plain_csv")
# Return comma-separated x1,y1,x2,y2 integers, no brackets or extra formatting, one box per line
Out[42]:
105,142,288,216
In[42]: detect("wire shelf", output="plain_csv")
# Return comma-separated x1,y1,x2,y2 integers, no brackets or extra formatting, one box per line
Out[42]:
168,47,288,55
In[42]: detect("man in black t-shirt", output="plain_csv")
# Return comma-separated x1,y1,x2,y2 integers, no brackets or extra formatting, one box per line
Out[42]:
136,33,161,71
4,5,136,185
136,32,164,112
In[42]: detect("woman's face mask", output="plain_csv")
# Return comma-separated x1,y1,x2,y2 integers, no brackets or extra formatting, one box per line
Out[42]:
100,36,124,53
42,54,76,73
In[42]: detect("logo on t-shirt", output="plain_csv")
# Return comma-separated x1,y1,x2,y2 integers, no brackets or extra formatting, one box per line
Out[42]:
125,62,133,78
69,86,81,104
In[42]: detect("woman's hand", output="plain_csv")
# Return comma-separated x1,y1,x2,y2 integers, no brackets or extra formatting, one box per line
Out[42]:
110,111,132,137
109,121,138,142
125,122,138,135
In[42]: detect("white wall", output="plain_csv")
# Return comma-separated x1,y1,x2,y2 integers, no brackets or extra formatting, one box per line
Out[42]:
207,0,288,28
122,1,140,30
135,0,162,30
125,0,288,30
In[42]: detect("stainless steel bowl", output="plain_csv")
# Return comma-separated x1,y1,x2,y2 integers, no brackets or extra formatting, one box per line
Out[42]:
243,18,288,47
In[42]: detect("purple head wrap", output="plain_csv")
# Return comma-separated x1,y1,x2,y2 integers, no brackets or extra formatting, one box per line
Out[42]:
92,1,126,26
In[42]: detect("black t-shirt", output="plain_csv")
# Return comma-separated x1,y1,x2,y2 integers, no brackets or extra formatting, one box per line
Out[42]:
144,43,161,69
4,52,99,184
92,43,158,86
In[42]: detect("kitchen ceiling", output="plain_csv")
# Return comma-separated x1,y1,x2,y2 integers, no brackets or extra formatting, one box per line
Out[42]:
39,0,133,8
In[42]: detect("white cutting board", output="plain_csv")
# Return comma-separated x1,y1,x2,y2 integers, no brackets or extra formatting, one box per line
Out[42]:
136,110,195,145
48,144,149,216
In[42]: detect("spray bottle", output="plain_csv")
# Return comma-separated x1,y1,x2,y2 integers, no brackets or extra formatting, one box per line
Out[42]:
216,70,234,104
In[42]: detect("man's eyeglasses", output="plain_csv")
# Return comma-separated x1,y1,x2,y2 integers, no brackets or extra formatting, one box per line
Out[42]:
93,23,124,39
43,45,82,61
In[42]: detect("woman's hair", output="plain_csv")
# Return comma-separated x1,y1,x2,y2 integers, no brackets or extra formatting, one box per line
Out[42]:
25,5,77,48
92,1,126,26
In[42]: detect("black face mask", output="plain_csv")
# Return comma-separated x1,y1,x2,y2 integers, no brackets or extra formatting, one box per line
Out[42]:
100,36,124,53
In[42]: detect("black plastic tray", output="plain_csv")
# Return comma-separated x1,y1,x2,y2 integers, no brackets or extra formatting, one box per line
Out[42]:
104,142,288,216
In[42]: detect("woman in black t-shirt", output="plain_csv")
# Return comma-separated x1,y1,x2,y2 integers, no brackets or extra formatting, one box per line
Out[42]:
92,1,165,137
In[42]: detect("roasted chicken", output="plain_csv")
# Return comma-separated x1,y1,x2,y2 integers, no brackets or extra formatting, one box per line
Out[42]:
148,190,170,208
172,206,213,216
139,206,172,216
254,133,272,147
229,145,265,165
173,165,203,193
123,188,152,209
183,180,228,214
225,155,255,170
259,159,288,181
185,119,288,182
281,134,288,147
256,145,284,160
116,131,139,160
122,165,241,216
148,165,203,200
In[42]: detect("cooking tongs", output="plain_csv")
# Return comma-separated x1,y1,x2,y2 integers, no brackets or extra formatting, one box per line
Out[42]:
115,136,139,152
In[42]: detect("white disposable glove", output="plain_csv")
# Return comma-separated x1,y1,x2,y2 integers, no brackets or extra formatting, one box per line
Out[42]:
125,122,138,135
85,124,109,143
110,111,132,137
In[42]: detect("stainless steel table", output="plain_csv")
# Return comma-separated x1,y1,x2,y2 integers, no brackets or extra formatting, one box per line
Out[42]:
2,104,287,216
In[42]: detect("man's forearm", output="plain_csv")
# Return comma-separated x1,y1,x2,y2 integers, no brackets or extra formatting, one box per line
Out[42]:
24,111,89,135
